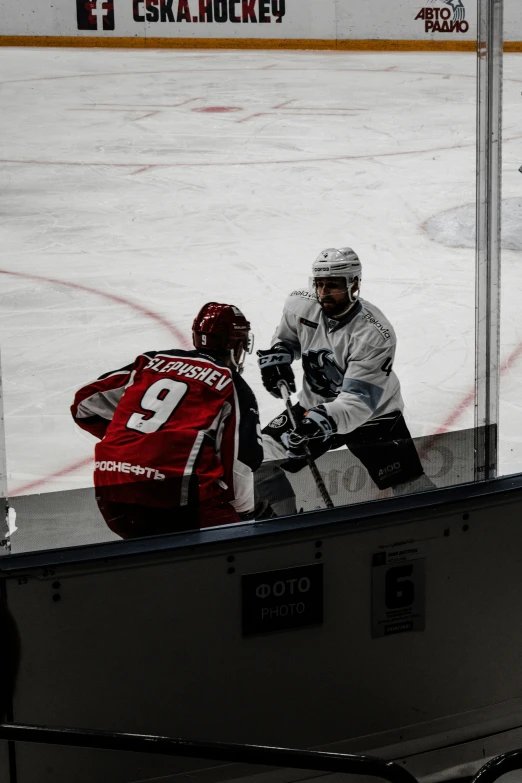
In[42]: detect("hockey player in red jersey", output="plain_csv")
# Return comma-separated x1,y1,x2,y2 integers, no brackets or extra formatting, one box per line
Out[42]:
71,303,264,539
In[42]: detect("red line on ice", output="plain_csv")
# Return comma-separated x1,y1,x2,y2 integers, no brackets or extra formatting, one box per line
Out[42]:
434,341,522,435
2,65,522,88
0,268,190,497
10,457,95,498
433,390,475,436
0,269,188,345
3,135,522,169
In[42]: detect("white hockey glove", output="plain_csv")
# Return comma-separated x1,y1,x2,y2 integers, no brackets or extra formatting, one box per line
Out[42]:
281,405,336,460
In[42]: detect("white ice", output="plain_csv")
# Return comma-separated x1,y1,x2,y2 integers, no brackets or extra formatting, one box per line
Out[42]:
1,46,522,500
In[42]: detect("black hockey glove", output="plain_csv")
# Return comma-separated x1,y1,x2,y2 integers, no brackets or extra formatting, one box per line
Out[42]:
281,405,336,461
257,342,296,399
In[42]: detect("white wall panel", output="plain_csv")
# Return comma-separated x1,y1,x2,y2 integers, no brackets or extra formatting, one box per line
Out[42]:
0,0,522,41
0,0,76,36
504,0,522,42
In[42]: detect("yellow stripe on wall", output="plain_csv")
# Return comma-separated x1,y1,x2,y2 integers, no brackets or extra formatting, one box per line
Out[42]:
0,36,521,52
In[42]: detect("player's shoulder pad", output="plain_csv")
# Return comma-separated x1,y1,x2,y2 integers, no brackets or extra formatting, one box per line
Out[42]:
284,288,320,318
153,349,200,359
289,287,316,302
233,373,260,413
97,355,146,380
357,300,396,344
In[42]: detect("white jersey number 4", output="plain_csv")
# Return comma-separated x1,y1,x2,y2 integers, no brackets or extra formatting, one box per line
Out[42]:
127,379,188,434
381,358,393,377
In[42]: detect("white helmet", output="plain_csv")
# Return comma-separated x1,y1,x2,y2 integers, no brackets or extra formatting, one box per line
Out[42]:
311,247,362,303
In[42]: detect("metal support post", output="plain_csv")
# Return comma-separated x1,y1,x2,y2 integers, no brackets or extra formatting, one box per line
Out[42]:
0,349,10,553
475,0,503,481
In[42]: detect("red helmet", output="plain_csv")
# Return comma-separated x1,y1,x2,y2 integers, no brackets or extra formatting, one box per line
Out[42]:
192,302,253,373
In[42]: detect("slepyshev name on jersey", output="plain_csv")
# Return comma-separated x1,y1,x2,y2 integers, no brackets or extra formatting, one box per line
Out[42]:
145,356,232,391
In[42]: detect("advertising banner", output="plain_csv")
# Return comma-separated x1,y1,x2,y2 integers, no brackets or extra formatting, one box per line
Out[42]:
0,0,336,40
0,0,521,44
337,0,476,43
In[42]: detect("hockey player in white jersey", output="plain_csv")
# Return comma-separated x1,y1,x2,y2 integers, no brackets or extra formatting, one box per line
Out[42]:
256,248,435,513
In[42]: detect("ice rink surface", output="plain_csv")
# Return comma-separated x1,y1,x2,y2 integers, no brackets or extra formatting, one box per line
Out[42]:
1,46,522,499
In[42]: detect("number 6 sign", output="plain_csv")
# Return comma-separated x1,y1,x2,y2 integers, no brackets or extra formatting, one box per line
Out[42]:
371,550,426,638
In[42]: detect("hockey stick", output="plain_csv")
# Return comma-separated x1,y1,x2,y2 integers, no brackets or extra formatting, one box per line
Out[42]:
277,382,334,510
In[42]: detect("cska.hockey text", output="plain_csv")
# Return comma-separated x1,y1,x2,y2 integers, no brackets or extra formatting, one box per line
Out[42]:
133,0,286,24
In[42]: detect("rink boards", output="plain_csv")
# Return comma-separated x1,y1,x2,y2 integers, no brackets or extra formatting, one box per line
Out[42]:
2,472,522,783
5,427,478,553
2,0,522,49
1,0,521,47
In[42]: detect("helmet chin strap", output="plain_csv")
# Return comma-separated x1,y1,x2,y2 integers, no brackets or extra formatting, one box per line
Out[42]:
335,286,360,318
229,347,245,375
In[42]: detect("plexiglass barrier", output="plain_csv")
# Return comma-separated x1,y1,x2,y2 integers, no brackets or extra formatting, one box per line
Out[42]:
499,0,522,479
0,1,503,553
0,350,10,552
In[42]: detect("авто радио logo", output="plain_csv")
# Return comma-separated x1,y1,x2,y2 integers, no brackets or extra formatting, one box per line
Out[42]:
415,0,468,33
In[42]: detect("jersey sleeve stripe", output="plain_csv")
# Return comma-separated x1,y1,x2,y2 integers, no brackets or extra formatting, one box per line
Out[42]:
75,385,128,421
180,431,206,506
72,375,130,419
230,383,256,514
341,378,384,411
96,370,132,380
97,364,135,381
